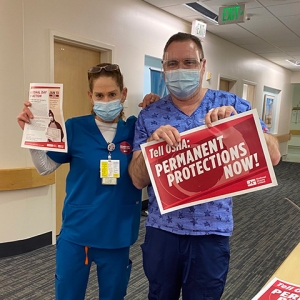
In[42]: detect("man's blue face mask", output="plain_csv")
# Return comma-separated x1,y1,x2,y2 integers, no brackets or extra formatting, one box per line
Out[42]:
164,69,201,100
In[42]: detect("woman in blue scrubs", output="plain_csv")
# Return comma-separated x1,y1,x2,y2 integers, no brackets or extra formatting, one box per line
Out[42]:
17,63,155,300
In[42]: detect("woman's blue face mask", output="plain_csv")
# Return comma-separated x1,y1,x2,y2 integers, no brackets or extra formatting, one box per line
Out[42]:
93,99,122,122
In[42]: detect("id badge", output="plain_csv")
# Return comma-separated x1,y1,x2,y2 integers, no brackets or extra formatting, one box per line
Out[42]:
100,160,120,185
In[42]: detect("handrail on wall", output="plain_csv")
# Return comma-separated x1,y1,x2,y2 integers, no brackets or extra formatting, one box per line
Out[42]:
289,130,300,136
0,168,55,191
0,133,293,192
272,133,292,143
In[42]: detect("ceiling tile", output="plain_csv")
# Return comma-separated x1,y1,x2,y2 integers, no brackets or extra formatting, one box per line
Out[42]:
143,0,186,8
266,2,300,17
141,0,300,71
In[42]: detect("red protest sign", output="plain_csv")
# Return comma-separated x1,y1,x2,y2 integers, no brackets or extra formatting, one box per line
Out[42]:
141,109,277,214
251,277,300,300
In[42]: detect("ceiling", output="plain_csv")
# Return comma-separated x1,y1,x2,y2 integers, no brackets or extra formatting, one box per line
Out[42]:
142,0,300,71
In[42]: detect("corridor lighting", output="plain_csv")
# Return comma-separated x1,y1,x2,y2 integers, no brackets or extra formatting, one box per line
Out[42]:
286,59,300,66
184,2,219,24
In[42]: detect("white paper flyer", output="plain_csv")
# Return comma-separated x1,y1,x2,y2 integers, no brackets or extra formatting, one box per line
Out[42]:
21,83,67,152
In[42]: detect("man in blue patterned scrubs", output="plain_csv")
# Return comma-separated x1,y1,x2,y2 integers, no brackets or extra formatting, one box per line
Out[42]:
129,32,281,300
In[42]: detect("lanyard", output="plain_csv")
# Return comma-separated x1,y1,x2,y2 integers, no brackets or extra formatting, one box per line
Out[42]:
107,142,115,160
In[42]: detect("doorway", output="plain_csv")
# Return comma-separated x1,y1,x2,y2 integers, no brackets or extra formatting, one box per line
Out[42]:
218,76,237,94
53,37,113,234
242,82,256,109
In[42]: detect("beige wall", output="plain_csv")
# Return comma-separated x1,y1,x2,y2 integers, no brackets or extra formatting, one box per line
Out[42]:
0,0,298,244
292,72,300,83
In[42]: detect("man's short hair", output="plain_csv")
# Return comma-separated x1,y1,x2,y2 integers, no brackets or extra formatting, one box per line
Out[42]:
163,32,204,58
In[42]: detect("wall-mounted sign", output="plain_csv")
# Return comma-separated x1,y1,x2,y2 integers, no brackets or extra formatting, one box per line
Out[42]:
218,4,246,25
191,20,207,39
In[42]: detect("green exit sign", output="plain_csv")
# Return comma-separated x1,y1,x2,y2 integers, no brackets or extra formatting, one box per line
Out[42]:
218,4,246,25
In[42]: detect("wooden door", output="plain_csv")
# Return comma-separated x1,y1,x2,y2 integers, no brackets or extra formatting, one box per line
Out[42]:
54,42,103,234
219,78,237,94
219,79,230,92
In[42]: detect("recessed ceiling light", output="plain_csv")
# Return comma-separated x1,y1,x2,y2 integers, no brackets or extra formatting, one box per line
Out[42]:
286,59,300,66
184,2,219,24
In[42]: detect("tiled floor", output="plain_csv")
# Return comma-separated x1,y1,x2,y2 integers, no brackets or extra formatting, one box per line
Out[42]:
282,146,300,163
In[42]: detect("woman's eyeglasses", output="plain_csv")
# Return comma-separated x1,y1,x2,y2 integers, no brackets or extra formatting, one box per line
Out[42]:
88,64,120,75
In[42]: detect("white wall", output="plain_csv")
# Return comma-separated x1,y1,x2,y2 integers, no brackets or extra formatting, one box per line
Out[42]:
0,0,55,243
0,0,298,244
292,72,300,83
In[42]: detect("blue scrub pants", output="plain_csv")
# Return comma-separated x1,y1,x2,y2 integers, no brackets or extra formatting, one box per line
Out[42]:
55,236,132,300
141,227,230,300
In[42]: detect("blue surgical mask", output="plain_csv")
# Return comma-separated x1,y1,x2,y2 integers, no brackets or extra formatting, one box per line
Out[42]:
164,69,200,99
93,99,123,122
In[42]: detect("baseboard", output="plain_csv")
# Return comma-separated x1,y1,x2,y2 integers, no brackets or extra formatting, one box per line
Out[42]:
0,232,52,258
